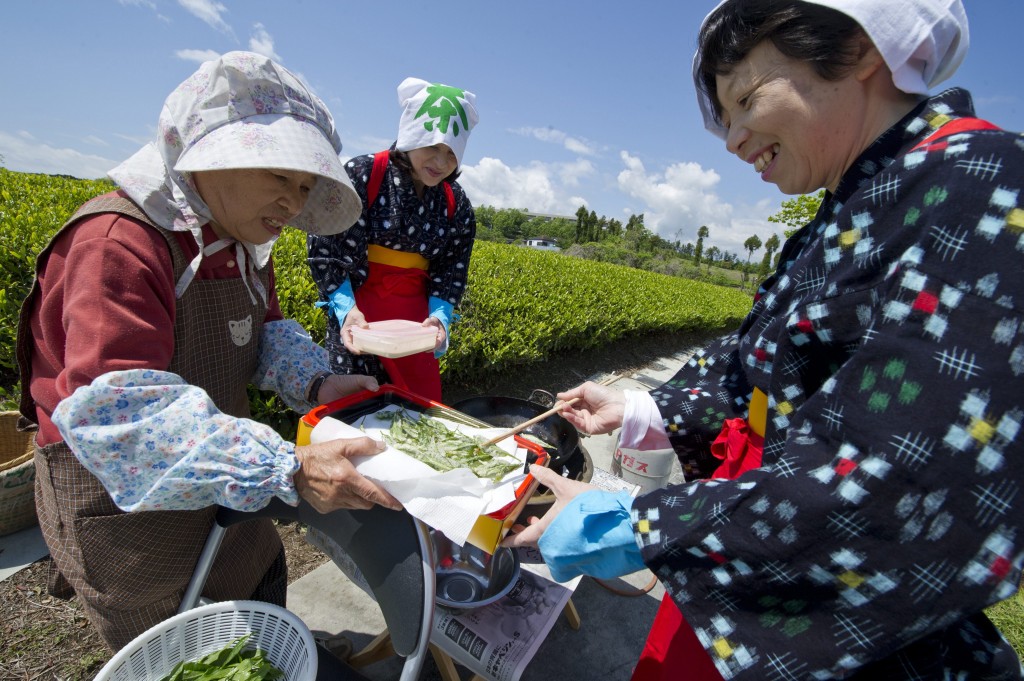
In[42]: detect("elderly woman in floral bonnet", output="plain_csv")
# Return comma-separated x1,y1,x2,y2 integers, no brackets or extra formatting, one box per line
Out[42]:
17,51,401,651
505,1,1024,679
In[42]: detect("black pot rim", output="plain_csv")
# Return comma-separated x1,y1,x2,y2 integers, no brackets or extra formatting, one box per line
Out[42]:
451,395,582,469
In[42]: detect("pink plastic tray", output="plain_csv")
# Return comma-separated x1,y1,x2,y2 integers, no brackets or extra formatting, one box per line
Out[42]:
350,319,437,358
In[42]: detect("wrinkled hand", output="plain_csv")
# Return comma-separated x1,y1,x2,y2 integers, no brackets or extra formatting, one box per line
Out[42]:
317,374,379,405
293,437,402,513
423,316,446,352
556,381,626,435
341,307,369,354
501,465,598,549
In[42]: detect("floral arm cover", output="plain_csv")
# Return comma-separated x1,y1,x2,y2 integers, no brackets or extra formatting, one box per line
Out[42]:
250,318,330,413
52,368,300,513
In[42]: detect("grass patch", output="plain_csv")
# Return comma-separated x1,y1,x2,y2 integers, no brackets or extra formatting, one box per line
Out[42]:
987,590,1024,654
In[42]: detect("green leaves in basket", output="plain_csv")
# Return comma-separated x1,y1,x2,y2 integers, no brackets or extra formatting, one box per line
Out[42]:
159,634,285,681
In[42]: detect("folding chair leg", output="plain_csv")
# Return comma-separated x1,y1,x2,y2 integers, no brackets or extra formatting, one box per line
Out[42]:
179,523,227,613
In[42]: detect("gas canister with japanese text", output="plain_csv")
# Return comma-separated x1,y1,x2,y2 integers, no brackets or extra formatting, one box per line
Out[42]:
610,434,675,494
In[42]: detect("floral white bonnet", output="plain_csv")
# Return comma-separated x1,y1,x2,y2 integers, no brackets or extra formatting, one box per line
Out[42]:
109,51,361,300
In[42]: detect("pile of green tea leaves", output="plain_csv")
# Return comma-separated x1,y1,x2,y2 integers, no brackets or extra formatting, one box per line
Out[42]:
376,408,522,483
158,634,284,681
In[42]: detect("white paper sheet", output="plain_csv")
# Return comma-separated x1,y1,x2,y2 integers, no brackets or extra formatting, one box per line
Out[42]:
309,405,528,546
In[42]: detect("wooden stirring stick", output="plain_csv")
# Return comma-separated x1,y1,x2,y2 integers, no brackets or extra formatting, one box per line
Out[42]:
480,374,619,447
480,397,582,447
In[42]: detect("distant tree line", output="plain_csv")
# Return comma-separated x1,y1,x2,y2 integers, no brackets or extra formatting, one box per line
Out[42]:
473,190,824,290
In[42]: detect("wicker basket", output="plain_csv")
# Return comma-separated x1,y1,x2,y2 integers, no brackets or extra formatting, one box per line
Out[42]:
0,411,37,537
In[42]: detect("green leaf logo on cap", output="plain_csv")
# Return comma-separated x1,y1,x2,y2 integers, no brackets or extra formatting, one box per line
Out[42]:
415,84,472,137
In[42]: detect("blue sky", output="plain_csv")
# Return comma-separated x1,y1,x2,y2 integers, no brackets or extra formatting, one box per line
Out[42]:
2,1,1021,255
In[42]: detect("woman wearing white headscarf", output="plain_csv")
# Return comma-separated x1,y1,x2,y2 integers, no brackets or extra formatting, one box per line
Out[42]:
307,78,479,402
17,51,401,650
504,1,1024,678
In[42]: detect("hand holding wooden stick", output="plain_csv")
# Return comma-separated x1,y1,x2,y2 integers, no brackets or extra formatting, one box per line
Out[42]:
480,397,582,447
480,374,618,447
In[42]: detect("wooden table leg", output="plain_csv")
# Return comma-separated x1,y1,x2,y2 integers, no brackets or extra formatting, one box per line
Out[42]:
347,630,396,668
430,643,463,681
563,597,581,630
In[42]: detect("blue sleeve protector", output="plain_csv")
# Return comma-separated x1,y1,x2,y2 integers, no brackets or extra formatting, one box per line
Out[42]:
538,490,645,583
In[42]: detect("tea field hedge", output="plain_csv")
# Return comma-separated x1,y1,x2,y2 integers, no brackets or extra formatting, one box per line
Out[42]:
0,168,751,410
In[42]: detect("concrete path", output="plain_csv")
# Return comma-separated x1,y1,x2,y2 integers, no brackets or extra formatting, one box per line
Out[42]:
287,346,698,680
0,523,48,582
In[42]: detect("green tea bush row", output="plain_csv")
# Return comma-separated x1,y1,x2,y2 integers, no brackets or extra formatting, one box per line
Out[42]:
0,169,116,397
440,242,750,382
0,169,751,409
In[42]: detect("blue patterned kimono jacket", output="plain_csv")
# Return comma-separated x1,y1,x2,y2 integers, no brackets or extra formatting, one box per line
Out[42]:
636,89,1024,679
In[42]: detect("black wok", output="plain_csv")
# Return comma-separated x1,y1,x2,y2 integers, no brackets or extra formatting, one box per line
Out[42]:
451,390,581,469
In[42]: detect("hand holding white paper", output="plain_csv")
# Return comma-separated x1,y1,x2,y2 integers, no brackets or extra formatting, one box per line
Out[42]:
309,408,525,546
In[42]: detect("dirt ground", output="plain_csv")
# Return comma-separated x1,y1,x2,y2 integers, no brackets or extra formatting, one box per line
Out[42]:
0,328,716,681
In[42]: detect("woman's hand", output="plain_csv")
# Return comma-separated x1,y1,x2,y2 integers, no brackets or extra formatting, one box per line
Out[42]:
293,436,402,513
556,381,626,435
501,465,598,548
422,316,447,351
341,307,369,353
317,374,378,405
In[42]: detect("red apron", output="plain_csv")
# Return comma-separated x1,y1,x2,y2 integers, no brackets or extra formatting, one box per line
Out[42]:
355,151,455,403
631,389,768,681
354,252,442,402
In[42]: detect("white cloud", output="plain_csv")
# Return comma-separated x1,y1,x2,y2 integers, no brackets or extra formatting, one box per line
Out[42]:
0,131,119,180
117,0,168,19
511,126,598,156
83,135,108,147
432,148,781,256
177,0,234,37
558,159,596,188
248,23,280,61
616,150,776,255
459,157,579,216
113,131,154,147
175,48,221,64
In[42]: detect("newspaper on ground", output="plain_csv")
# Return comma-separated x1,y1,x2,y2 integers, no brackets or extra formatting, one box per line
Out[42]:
427,467,641,681
429,546,580,681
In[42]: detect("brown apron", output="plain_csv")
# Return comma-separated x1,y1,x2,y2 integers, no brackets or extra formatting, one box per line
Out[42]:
17,192,282,651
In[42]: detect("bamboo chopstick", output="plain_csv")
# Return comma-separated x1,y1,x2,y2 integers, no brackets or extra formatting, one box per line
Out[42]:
480,397,582,447
481,373,619,447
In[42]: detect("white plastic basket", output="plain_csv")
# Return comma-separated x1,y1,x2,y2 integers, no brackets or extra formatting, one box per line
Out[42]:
94,600,317,681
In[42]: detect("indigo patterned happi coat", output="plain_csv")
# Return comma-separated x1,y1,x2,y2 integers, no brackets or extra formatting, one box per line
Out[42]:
636,89,1024,679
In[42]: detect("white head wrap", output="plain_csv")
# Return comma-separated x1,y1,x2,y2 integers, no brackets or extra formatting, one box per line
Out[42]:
395,77,479,168
109,51,361,301
693,0,970,138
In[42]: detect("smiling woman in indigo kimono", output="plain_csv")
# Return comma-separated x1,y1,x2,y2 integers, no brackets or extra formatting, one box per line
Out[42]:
505,1,1024,679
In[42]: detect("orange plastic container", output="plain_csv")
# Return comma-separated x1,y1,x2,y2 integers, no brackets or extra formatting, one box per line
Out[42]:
296,385,547,553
